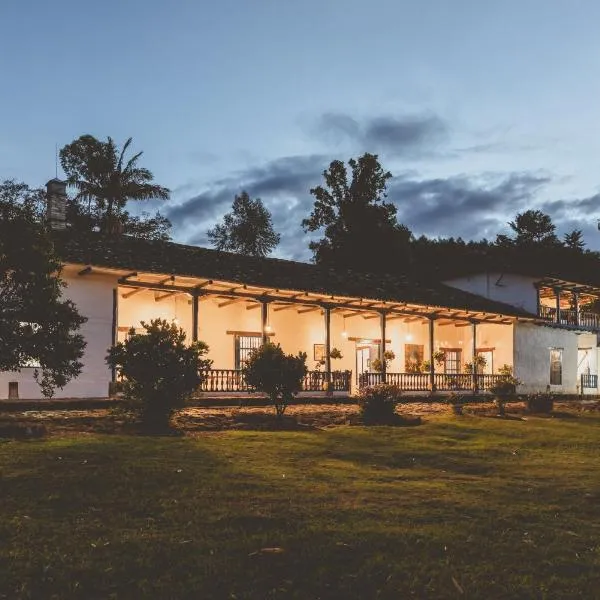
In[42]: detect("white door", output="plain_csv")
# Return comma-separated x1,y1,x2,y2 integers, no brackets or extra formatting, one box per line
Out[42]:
356,346,371,378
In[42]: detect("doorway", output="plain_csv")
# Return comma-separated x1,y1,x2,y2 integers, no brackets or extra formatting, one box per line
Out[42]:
356,343,380,385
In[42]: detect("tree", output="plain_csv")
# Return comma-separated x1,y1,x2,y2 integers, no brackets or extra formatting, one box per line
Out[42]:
0,180,86,397
564,229,585,252
302,153,412,273
501,210,560,247
106,319,212,431
207,191,280,257
243,343,307,418
60,135,171,238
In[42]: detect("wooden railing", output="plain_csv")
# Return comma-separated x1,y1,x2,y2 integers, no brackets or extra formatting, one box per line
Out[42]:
434,373,473,391
538,306,600,330
358,372,430,391
302,370,352,392
199,369,352,393
581,373,598,389
358,372,508,392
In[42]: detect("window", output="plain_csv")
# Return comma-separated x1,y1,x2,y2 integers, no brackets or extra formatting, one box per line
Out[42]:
550,348,563,385
443,349,461,374
234,335,262,370
405,344,424,372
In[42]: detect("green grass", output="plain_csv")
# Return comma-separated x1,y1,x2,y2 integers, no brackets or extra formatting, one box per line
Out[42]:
1,414,600,599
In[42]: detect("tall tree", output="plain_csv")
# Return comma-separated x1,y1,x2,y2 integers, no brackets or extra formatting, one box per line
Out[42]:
0,180,86,397
207,191,281,257
499,209,560,247
302,153,412,272
563,229,585,252
60,135,171,238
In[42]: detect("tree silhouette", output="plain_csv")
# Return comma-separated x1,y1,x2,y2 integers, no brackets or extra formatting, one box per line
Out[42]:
60,135,170,238
563,229,585,252
0,180,86,397
302,153,412,272
207,191,280,257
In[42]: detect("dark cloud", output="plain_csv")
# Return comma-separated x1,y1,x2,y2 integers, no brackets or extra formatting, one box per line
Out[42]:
391,172,551,240
314,112,448,156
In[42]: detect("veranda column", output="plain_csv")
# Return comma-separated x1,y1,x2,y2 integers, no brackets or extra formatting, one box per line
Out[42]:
573,292,580,326
555,287,562,324
379,311,387,383
191,293,199,342
324,306,332,392
111,288,118,383
261,300,269,345
429,317,436,391
471,321,478,394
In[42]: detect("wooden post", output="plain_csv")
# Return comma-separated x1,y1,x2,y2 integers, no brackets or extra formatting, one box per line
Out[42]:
261,301,269,345
380,311,387,383
471,321,478,394
535,285,541,317
324,306,331,393
429,317,436,392
573,292,580,326
555,288,562,324
111,288,118,383
192,293,199,342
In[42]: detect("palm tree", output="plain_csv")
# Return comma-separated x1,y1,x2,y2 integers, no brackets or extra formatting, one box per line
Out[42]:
60,135,170,234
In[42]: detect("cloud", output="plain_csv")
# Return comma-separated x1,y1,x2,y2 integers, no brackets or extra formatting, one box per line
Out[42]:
391,172,552,240
313,112,448,156
165,154,329,260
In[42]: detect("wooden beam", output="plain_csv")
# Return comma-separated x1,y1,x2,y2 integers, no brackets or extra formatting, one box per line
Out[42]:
122,287,144,299
436,320,458,327
155,291,177,302
194,279,213,290
122,272,138,281
273,304,296,312
218,298,244,308
362,315,379,320
298,307,320,314
246,303,261,310
78,266,92,276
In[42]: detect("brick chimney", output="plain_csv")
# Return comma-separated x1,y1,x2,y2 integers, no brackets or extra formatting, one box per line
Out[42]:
46,178,67,230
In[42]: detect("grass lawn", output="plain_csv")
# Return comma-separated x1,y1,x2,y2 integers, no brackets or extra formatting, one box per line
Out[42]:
1,412,600,599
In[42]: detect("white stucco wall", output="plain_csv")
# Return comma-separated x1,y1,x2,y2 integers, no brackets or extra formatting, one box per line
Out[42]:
444,272,539,314
0,267,117,400
514,322,598,394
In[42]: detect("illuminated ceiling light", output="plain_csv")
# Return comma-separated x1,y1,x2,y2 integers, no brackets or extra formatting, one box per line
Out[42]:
405,333,413,342
342,315,348,338
264,324,273,333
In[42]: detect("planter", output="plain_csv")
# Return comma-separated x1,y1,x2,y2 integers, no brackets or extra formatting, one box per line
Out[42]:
526,395,554,414
451,403,464,416
494,397,506,416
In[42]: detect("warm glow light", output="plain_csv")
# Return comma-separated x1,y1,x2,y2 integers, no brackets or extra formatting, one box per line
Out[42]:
405,333,413,342
264,324,273,333
342,330,348,338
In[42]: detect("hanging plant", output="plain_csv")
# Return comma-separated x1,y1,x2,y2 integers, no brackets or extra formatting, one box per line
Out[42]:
433,350,446,366
330,347,343,360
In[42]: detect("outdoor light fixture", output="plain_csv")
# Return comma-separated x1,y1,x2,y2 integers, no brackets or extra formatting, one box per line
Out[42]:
264,324,273,333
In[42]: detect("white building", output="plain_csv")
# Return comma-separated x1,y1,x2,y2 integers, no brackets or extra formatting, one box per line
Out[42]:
1,181,599,400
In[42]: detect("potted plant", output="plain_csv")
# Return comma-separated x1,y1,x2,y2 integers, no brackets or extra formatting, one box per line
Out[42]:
447,392,465,415
463,355,487,374
421,360,431,373
323,347,343,392
371,350,395,375
489,364,520,416
525,392,554,414
433,350,446,367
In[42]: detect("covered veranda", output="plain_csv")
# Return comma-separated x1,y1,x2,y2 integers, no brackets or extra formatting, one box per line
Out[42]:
113,269,519,396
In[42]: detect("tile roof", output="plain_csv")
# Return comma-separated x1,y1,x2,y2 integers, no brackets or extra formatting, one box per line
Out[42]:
53,232,535,318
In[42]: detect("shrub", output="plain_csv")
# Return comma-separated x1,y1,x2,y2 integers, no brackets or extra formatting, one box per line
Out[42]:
358,384,403,424
106,319,212,431
526,393,554,414
243,343,307,418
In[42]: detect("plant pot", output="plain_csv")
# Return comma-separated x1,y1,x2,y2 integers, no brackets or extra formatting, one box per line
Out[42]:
494,397,506,416
526,395,554,414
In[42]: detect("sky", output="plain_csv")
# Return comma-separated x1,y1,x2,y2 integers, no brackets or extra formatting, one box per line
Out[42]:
2,0,600,260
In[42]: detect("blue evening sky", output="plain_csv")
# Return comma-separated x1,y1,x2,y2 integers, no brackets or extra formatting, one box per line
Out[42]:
2,0,600,258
